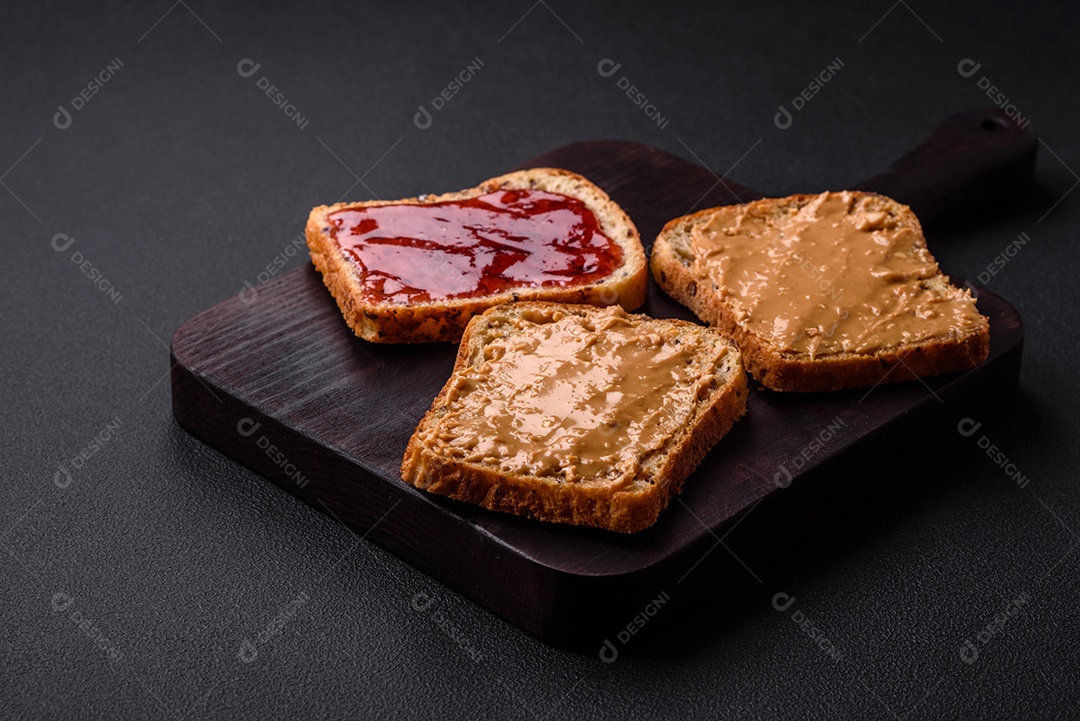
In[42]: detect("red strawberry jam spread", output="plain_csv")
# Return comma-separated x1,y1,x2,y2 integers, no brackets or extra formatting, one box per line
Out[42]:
325,189,622,303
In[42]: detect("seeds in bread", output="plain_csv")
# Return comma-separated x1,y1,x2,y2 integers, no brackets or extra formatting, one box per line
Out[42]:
306,168,647,343
650,191,990,392
400,302,748,533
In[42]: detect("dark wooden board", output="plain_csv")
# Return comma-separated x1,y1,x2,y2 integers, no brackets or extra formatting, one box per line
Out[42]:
171,109,1031,647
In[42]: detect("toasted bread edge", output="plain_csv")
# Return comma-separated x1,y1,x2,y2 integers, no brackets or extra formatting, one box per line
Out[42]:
400,302,748,533
650,193,991,392
306,169,648,343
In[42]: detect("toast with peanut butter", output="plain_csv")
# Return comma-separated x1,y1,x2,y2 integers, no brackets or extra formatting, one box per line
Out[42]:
306,168,647,343
651,191,990,392
401,302,747,533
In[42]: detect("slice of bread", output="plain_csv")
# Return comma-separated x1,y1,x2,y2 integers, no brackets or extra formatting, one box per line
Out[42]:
306,168,647,343
651,191,990,392
401,302,747,533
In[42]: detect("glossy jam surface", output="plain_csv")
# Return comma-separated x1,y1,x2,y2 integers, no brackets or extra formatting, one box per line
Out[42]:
325,189,623,303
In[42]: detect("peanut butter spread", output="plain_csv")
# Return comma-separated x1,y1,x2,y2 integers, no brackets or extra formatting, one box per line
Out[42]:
429,307,726,484
689,191,986,358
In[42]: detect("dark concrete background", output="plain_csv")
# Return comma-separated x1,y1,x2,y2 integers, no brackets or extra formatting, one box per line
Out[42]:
2,1,1077,718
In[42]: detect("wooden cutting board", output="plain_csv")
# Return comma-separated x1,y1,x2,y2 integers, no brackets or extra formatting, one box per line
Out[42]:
171,109,1033,648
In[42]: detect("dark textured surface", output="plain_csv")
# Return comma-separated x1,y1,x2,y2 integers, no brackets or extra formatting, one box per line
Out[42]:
2,1,1078,719
171,139,1024,646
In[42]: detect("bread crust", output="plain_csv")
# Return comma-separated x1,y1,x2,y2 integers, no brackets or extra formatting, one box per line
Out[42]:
650,193,991,392
306,168,648,343
400,302,748,533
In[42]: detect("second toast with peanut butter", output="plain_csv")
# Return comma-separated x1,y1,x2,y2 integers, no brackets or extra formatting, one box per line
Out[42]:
651,191,989,392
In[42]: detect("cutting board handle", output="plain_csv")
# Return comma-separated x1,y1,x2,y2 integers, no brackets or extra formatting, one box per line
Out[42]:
855,107,1037,227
